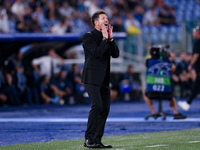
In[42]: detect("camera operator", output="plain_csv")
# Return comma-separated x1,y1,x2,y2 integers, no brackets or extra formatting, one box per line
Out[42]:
144,45,186,119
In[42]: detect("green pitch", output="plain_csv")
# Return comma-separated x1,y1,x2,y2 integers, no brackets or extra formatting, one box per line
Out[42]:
1,128,200,150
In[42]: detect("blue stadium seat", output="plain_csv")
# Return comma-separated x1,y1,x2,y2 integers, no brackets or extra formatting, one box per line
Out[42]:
169,26,178,43
150,26,159,44
160,26,169,43
142,26,151,43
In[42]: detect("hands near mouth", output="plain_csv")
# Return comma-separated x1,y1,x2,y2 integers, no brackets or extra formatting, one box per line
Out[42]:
101,24,113,41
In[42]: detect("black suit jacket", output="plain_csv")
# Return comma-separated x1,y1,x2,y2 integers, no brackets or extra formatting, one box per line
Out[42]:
81,29,119,86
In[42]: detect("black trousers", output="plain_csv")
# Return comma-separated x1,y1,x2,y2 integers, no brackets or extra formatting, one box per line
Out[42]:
84,83,110,143
187,74,200,104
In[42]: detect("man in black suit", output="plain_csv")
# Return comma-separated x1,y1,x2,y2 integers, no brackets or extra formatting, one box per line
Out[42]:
81,10,119,148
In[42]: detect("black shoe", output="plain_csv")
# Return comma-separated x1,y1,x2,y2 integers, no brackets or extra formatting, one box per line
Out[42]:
84,139,97,148
174,113,187,119
95,143,112,148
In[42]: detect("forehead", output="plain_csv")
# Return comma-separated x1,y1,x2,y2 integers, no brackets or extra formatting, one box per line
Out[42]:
98,14,108,19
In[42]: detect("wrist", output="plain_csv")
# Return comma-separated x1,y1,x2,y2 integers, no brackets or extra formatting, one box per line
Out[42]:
102,37,108,42
108,38,114,42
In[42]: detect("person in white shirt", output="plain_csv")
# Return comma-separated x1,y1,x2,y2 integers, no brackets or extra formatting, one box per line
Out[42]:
142,7,158,26
32,49,65,78
50,18,69,34
0,6,10,33
11,0,26,16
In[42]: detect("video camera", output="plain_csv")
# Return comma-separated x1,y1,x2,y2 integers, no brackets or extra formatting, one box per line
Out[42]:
150,44,170,59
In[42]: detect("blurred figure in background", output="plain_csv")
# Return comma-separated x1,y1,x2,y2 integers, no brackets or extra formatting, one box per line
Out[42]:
142,6,158,26
51,68,73,105
67,64,87,104
7,51,33,105
112,16,125,32
32,49,65,79
119,65,142,101
0,3,10,33
11,0,26,16
50,18,70,34
178,26,200,111
175,52,192,98
0,70,7,106
58,1,75,19
39,75,60,104
4,73,21,105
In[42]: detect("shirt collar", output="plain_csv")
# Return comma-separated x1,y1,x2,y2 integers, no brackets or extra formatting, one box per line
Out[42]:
94,28,102,38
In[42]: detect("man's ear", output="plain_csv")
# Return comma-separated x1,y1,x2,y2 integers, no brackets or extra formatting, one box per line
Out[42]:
94,20,98,26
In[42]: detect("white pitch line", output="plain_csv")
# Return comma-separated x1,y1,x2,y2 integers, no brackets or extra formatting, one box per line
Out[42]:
144,144,166,148
188,141,200,143
0,117,200,123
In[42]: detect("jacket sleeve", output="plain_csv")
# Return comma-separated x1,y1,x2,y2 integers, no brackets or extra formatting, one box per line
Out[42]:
109,40,120,58
82,32,110,58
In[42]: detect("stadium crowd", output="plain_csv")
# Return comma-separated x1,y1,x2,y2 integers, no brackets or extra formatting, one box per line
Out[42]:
0,47,195,106
0,0,178,34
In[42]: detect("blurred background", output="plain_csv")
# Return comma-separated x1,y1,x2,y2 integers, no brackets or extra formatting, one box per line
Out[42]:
0,0,200,106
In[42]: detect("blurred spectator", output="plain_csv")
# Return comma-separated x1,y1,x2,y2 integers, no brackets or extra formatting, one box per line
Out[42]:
101,0,114,19
80,11,93,30
178,26,200,111
50,18,70,34
32,49,65,78
175,52,192,98
51,69,73,105
157,5,176,26
143,0,155,9
32,5,48,32
134,5,145,24
70,10,90,35
58,1,75,18
23,7,34,31
39,75,60,104
142,6,158,26
110,77,119,102
124,13,141,33
11,0,26,16
4,73,21,105
7,51,33,104
83,0,100,17
45,1,60,26
0,71,7,106
28,0,37,12
77,0,87,12
167,6,176,25
154,0,165,8
169,51,179,96
15,13,32,32
4,1,15,20
119,65,142,101
115,0,128,12
0,4,10,33
157,6,170,26
67,64,87,104
31,12,42,32
113,16,125,32
127,0,140,10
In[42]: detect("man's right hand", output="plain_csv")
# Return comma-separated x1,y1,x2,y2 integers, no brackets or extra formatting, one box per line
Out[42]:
101,24,108,38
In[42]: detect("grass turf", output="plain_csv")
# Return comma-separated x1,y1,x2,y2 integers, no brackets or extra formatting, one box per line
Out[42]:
1,128,200,150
